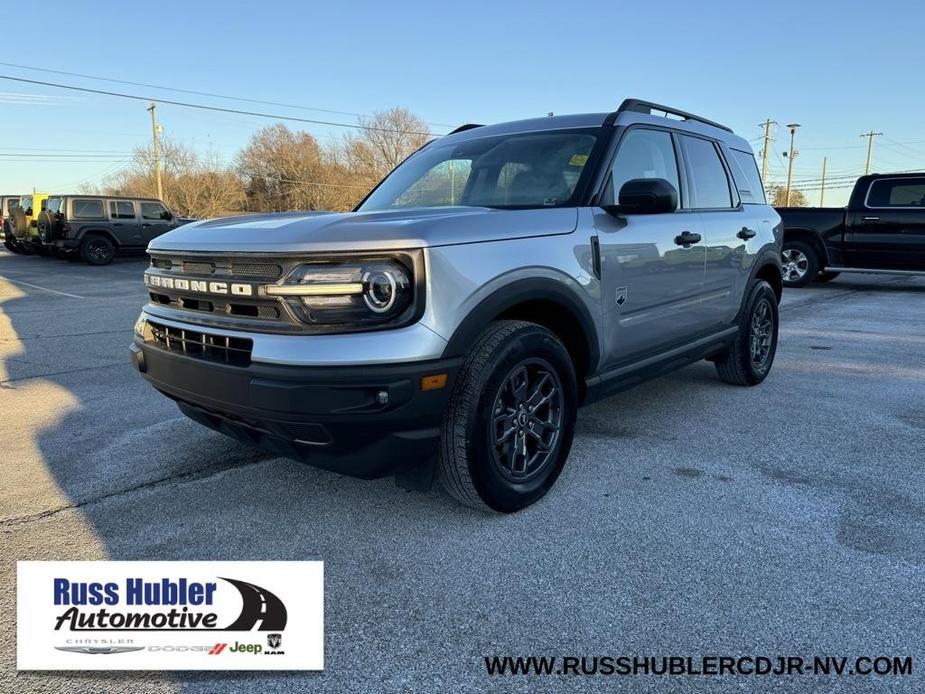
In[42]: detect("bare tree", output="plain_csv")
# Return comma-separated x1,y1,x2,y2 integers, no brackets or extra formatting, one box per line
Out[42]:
768,185,809,207
345,108,431,189
96,139,243,218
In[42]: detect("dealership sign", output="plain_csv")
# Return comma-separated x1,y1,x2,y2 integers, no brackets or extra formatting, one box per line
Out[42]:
17,561,323,670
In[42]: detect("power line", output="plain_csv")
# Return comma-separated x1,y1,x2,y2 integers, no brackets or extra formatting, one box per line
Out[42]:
0,60,456,129
0,74,441,137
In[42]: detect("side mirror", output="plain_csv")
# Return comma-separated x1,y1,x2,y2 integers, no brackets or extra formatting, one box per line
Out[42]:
163,211,174,220
603,178,678,216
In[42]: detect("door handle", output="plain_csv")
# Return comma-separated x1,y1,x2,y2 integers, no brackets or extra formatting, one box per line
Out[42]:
863,216,880,221
737,226,757,240
674,231,701,246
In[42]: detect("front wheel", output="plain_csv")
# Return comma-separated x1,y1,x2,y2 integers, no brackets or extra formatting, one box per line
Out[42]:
437,320,577,513
714,280,779,386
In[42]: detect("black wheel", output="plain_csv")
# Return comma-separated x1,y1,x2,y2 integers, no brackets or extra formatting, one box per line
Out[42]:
780,240,819,288
437,320,577,512
815,271,840,283
714,280,779,386
80,234,116,265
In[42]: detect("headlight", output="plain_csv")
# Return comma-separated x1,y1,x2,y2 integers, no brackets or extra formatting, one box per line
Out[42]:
269,256,418,328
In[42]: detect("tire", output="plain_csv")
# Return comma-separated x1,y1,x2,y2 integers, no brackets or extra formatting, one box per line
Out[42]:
815,271,840,283
714,280,779,386
80,234,116,265
780,239,819,288
437,320,578,513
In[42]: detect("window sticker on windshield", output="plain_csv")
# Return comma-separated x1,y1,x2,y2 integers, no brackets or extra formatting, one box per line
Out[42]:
569,154,589,167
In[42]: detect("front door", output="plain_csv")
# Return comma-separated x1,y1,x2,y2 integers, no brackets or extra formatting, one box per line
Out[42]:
844,176,925,270
595,127,706,368
139,201,175,244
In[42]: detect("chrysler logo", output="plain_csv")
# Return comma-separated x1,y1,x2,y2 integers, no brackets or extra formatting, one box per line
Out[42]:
55,646,145,655
145,273,255,297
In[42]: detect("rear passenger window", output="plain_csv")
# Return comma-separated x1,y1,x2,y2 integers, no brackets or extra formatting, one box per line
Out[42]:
140,202,169,220
72,199,104,219
729,149,766,204
679,135,733,209
110,201,135,219
608,128,680,204
866,178,925,207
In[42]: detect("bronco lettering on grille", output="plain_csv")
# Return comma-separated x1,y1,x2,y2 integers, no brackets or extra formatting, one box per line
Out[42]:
145,273,254,297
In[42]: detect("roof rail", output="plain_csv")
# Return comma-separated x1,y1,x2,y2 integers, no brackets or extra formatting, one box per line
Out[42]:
448,123,483,135
604,99,733,133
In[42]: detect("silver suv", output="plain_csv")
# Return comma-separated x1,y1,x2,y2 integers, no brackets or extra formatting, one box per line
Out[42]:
131,99,783,512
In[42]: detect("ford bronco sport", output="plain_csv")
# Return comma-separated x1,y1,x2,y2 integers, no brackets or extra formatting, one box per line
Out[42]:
132,99,783,512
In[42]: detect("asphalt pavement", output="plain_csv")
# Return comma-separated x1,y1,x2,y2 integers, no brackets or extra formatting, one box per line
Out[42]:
1,249,923,693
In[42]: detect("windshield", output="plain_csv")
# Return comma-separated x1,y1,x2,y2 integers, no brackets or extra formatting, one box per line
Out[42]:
358,128,601,211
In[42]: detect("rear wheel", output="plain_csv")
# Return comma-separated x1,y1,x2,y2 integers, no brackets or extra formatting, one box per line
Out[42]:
714,280,779,386
780,240,819,288
80,234,116,265
437,320,577,513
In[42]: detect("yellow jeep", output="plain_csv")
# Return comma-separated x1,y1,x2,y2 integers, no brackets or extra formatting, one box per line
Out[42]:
9,192,50,254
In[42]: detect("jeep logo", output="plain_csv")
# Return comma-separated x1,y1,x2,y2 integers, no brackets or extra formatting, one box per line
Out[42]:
145,273,254,297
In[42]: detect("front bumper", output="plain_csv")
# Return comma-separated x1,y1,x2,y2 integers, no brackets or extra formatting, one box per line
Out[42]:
131,338,460,478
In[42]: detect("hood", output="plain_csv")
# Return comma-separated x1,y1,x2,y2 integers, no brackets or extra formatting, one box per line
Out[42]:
148,207,578,253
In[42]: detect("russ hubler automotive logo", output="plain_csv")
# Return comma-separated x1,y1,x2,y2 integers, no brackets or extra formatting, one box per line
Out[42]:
51,576,287,631
17,561,323,671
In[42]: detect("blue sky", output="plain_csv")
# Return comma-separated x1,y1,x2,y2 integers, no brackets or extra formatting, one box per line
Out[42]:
2,0,923,205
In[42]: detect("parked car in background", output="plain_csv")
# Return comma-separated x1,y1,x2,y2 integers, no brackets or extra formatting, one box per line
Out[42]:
8,193,49,255
776,172,925,286
1,195,21,252
38,195,187,265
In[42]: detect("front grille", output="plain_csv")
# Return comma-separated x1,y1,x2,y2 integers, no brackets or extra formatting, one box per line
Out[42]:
150,254,283,281
146,253,289,325
147,320,252,366
231,262,283,279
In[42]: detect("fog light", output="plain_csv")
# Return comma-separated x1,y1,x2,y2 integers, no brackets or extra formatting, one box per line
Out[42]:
376,390,389,405
133,315,147,338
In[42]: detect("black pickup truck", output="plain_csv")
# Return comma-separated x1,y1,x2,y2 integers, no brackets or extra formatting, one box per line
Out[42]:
776,172,925,286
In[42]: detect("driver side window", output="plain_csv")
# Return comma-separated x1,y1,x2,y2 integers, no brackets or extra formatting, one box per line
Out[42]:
607,129,680,206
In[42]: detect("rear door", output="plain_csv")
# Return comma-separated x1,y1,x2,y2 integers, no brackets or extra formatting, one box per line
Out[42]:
109,200,142,245
845,177,925,269
595,126,707,366
139,201,174,244
677,137,764,329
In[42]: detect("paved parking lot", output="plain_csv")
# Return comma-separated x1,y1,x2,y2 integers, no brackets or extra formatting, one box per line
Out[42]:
1,249,923,693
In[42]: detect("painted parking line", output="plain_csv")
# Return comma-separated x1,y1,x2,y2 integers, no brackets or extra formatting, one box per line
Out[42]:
0,276,86,299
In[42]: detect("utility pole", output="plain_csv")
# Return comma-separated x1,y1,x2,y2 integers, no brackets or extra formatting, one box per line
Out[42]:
860,131,883,175
819,157,827,207
784,123,800,206
758,118,776,188
147,102,164,201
